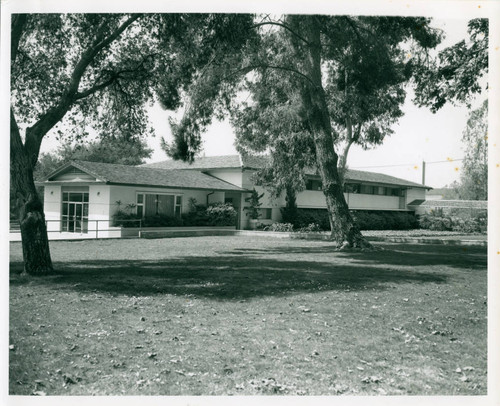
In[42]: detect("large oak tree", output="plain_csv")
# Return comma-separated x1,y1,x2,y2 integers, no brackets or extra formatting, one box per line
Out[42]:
10,13,254,274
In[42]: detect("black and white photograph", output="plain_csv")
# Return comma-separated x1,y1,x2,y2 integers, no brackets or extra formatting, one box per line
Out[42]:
2,0,498,404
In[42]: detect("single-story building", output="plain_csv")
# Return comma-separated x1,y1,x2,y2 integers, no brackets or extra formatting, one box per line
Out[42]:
40,160,247,238
38,155,431,237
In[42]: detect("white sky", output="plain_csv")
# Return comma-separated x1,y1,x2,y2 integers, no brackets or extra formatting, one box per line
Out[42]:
42,16,483,189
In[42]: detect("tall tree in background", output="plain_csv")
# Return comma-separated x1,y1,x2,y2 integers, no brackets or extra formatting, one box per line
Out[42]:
413,18,488,200
164,15,441,248
33,137,153,182
413,19,488,112
458,100,488,200
11,13,255,274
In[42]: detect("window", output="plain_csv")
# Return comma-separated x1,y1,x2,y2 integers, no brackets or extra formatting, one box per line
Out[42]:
259,208,272,220
175,195,182,218
344,184,360,194
306,179,322,191
136,193,144,217
360,185,376,195
137,193,182,218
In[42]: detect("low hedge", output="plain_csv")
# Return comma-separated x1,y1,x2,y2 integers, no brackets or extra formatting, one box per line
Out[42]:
282,208,419,231
112,203,236,228
418,213,486,233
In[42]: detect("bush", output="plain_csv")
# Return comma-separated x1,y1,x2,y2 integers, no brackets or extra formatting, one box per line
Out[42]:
284,208,330,230
113,201,237,228
296,223,322,233
112,210,142,228
205,203,237,226
418,213,487,233
263,222,294,232
280,208,418,231
142,214,184,227
351,210,419,230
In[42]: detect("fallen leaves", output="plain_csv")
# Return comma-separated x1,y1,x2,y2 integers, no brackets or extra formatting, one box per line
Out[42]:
361,376,383,384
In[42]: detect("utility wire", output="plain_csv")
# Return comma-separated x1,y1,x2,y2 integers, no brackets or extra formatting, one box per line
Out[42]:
352,158,464,169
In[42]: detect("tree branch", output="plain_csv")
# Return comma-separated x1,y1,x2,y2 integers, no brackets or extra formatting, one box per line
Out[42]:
234,63,316,88
26,14,142,150
251,21,310,45
11,14,27,64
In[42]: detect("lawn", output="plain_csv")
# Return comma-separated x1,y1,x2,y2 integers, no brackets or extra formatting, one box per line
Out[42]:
9,236,487,396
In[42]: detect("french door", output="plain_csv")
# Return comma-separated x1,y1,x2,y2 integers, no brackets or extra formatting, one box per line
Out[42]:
61,190,89,233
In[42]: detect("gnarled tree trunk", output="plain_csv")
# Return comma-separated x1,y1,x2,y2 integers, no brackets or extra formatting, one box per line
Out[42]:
289,15,371,249
11,111,53,275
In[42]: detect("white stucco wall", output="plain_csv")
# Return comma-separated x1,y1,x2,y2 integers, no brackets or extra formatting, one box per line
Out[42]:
108,185,228,217
207,191,225,205
88,184,113,234
406,188,427,205
346,193,401,210
207,169,243,188
43,185,61,233
296,191,327,208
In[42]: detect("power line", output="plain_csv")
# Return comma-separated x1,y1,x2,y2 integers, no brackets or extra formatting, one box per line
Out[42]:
352,158,464,169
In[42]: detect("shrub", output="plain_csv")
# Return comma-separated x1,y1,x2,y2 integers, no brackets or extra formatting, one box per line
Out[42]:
351,210,418,230
418,213,487,233
244,189,264,219
280,205,298,225
205,203,237,226
142,214,184,227
112,210,142,228
288,208,330,230
296,223,322,233
263,222,294,232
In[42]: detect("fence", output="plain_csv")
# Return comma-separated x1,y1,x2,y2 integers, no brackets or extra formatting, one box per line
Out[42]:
9,219,142,239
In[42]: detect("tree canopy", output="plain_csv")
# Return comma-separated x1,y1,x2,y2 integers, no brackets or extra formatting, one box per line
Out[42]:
413,18,488,112
10,13,255,274
457,99,488,200
163,14,442,247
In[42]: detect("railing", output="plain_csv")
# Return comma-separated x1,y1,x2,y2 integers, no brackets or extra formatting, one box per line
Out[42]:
9,219,143,239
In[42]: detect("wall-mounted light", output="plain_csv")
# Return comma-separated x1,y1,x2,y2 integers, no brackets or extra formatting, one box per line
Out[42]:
97,191,100,196
50,191,54,195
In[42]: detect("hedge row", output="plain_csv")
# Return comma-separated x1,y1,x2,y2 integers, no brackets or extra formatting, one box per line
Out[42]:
281,207,419,231
418,214,486,233
113,203,236,228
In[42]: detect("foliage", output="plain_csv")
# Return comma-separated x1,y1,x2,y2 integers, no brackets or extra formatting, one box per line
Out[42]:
263,222,294,232
164,14,442,247
10,13,255,272
113,202,237,228
418,211,487,234
457,100,488,200
351,211,419,231
413,19,488,112
296,223,323,233
283,208,419,231
204,203,237,226
291,209,331,231
244,189,264,219
112,210,142,227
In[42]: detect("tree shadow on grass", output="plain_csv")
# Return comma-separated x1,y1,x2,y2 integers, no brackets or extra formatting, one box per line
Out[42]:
10,254,450,300
225,243,487,270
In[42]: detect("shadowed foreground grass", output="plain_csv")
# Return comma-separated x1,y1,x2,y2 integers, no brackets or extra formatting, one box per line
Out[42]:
9,236,487,396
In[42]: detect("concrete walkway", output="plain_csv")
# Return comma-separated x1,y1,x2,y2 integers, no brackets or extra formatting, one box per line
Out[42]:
9,228,487,246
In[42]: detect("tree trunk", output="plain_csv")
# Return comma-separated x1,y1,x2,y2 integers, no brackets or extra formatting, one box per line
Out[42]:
11,111,53,275
290,16,371,249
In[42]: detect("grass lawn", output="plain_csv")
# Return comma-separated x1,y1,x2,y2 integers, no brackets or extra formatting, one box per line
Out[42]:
9,236,487,396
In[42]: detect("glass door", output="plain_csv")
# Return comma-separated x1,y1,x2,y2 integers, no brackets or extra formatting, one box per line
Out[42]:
61,190,89,233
